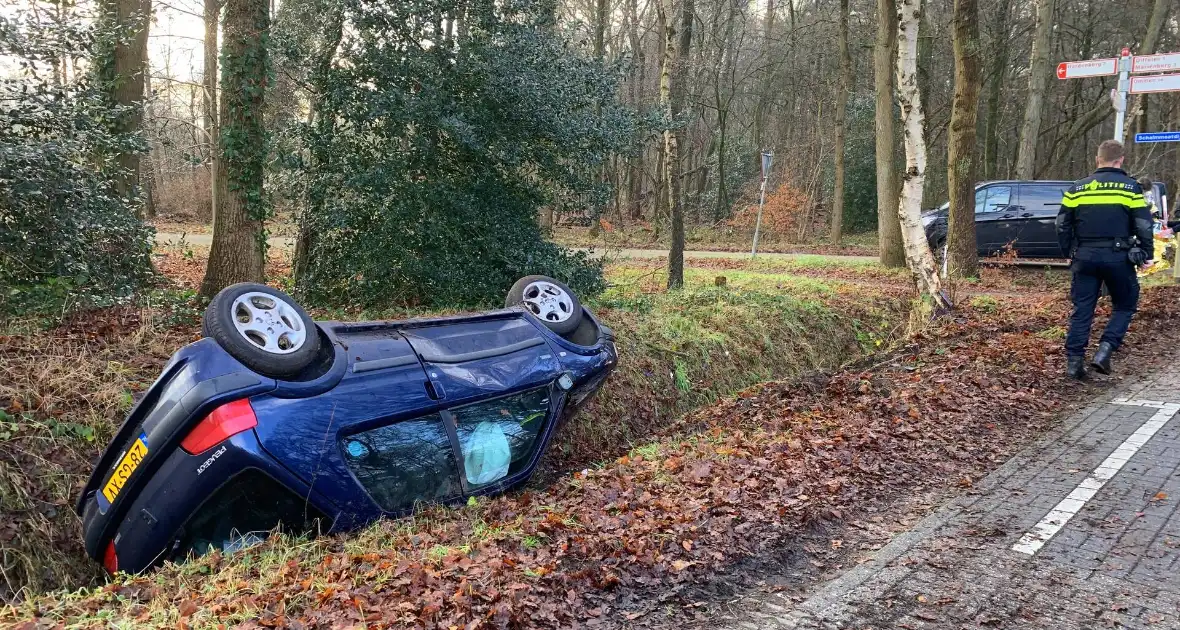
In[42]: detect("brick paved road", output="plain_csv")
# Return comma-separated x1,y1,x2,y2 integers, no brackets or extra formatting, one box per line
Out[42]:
715,369,1180,629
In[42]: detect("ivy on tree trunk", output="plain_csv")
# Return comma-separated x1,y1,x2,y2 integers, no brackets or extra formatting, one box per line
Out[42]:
199,0,271,299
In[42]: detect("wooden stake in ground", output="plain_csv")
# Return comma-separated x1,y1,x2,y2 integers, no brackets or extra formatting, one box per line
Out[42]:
895,0,949,308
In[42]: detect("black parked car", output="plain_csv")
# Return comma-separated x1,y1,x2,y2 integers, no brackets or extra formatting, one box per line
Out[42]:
922,180,1170,259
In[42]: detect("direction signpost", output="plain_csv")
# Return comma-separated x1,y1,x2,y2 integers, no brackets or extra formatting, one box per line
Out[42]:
1056,47,1180,140
1058,48,1180,281
1056,58,1117,80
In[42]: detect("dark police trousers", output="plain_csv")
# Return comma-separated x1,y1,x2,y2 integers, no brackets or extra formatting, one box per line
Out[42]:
1065,246,1140,357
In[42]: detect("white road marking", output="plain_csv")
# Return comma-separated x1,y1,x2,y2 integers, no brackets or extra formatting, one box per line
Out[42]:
1011,399,1180,556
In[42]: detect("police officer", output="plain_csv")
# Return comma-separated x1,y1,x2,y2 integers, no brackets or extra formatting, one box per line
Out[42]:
1056,139,1152,379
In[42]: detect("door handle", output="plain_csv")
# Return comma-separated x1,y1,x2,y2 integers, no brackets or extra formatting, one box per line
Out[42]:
1021,213,1033,218
1001,215,1014,219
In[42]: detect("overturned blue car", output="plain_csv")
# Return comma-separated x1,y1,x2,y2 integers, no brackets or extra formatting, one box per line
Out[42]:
76,276,616,574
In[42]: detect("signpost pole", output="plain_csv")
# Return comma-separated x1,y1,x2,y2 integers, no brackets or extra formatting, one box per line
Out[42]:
1115,47,1132,140
751,151,773,258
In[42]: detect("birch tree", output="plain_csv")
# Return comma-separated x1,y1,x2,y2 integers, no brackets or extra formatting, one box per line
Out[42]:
896,0,948,309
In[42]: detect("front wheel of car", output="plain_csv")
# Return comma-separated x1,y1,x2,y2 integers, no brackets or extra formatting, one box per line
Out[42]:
203,283,321,378
505,275,584,336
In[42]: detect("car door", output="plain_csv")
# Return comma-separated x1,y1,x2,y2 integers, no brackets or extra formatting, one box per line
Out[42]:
1009,183,1070,258
974,184,1015,255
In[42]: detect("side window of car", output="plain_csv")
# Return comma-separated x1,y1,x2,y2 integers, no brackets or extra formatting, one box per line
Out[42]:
976,186,1012,214
341,414,463,512
1019,185,1069,210
339,387,553,512
452,387,552,488
173,470,326,562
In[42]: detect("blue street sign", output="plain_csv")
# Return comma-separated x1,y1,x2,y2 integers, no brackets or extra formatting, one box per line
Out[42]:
1135,131,1180,143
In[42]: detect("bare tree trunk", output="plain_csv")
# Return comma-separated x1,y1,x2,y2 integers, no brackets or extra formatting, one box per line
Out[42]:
98,0,152,201
896,0,948,307
831,0,851,245
199,0,270,298
293,5,345,283
875,0,905,267
946,0,981,279
625,0,646,221
594,0,608,60
142,50,157,219
753,0,775,155
204,0,220,226
1123,0,1170,156
660,0,693,289
1014,0,1054,179
981,0,1010,180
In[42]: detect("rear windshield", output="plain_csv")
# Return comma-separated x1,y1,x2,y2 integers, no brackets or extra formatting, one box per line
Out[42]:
173,470,325,561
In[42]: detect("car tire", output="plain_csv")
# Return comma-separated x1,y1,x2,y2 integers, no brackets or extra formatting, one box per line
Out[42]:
203,283,321,378
506,275,584,337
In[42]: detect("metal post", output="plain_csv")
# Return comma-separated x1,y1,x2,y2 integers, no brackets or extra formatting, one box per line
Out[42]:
1115,47,1132,140
751,151,773,258
751,179,767,257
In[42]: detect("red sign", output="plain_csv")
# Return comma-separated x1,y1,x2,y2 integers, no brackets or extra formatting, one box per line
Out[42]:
1133,52,1180,74
1130,73,1180,94
1057,58,1118,80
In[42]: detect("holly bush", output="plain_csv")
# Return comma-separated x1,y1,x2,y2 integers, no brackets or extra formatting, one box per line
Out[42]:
0,11,153,315
293,0,636,308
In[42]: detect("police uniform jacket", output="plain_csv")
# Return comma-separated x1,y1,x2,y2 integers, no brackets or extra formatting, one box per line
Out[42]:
1056,167,1153,258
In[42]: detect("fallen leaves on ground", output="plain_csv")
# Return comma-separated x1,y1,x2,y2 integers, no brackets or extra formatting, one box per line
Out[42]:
10,284,1180,629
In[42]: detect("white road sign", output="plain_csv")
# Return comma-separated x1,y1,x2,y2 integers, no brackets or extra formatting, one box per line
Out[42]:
1132,52,1180,74
1130,73,1180,94
1056,58,1118,80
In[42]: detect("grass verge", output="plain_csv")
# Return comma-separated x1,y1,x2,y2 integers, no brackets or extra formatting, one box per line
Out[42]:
0,259,905,602
8,281,1169,628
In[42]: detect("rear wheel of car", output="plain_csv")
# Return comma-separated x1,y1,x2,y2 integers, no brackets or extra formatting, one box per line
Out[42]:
203,283,321,378
506,275,584,336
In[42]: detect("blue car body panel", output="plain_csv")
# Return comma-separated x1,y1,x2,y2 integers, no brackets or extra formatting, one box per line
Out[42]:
76,307,616,573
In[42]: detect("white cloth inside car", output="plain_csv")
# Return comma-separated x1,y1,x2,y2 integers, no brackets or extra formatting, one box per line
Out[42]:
462,421,511,485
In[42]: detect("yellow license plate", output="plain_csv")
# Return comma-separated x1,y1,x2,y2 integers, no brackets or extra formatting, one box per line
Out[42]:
102,434,149,504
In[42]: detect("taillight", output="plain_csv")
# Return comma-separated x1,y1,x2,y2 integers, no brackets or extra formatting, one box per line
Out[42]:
103,540,118,574
180,398,258,455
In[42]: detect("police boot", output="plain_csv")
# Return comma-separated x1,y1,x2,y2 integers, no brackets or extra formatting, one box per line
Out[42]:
1091,342,1114,375
1066,356,1087,380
